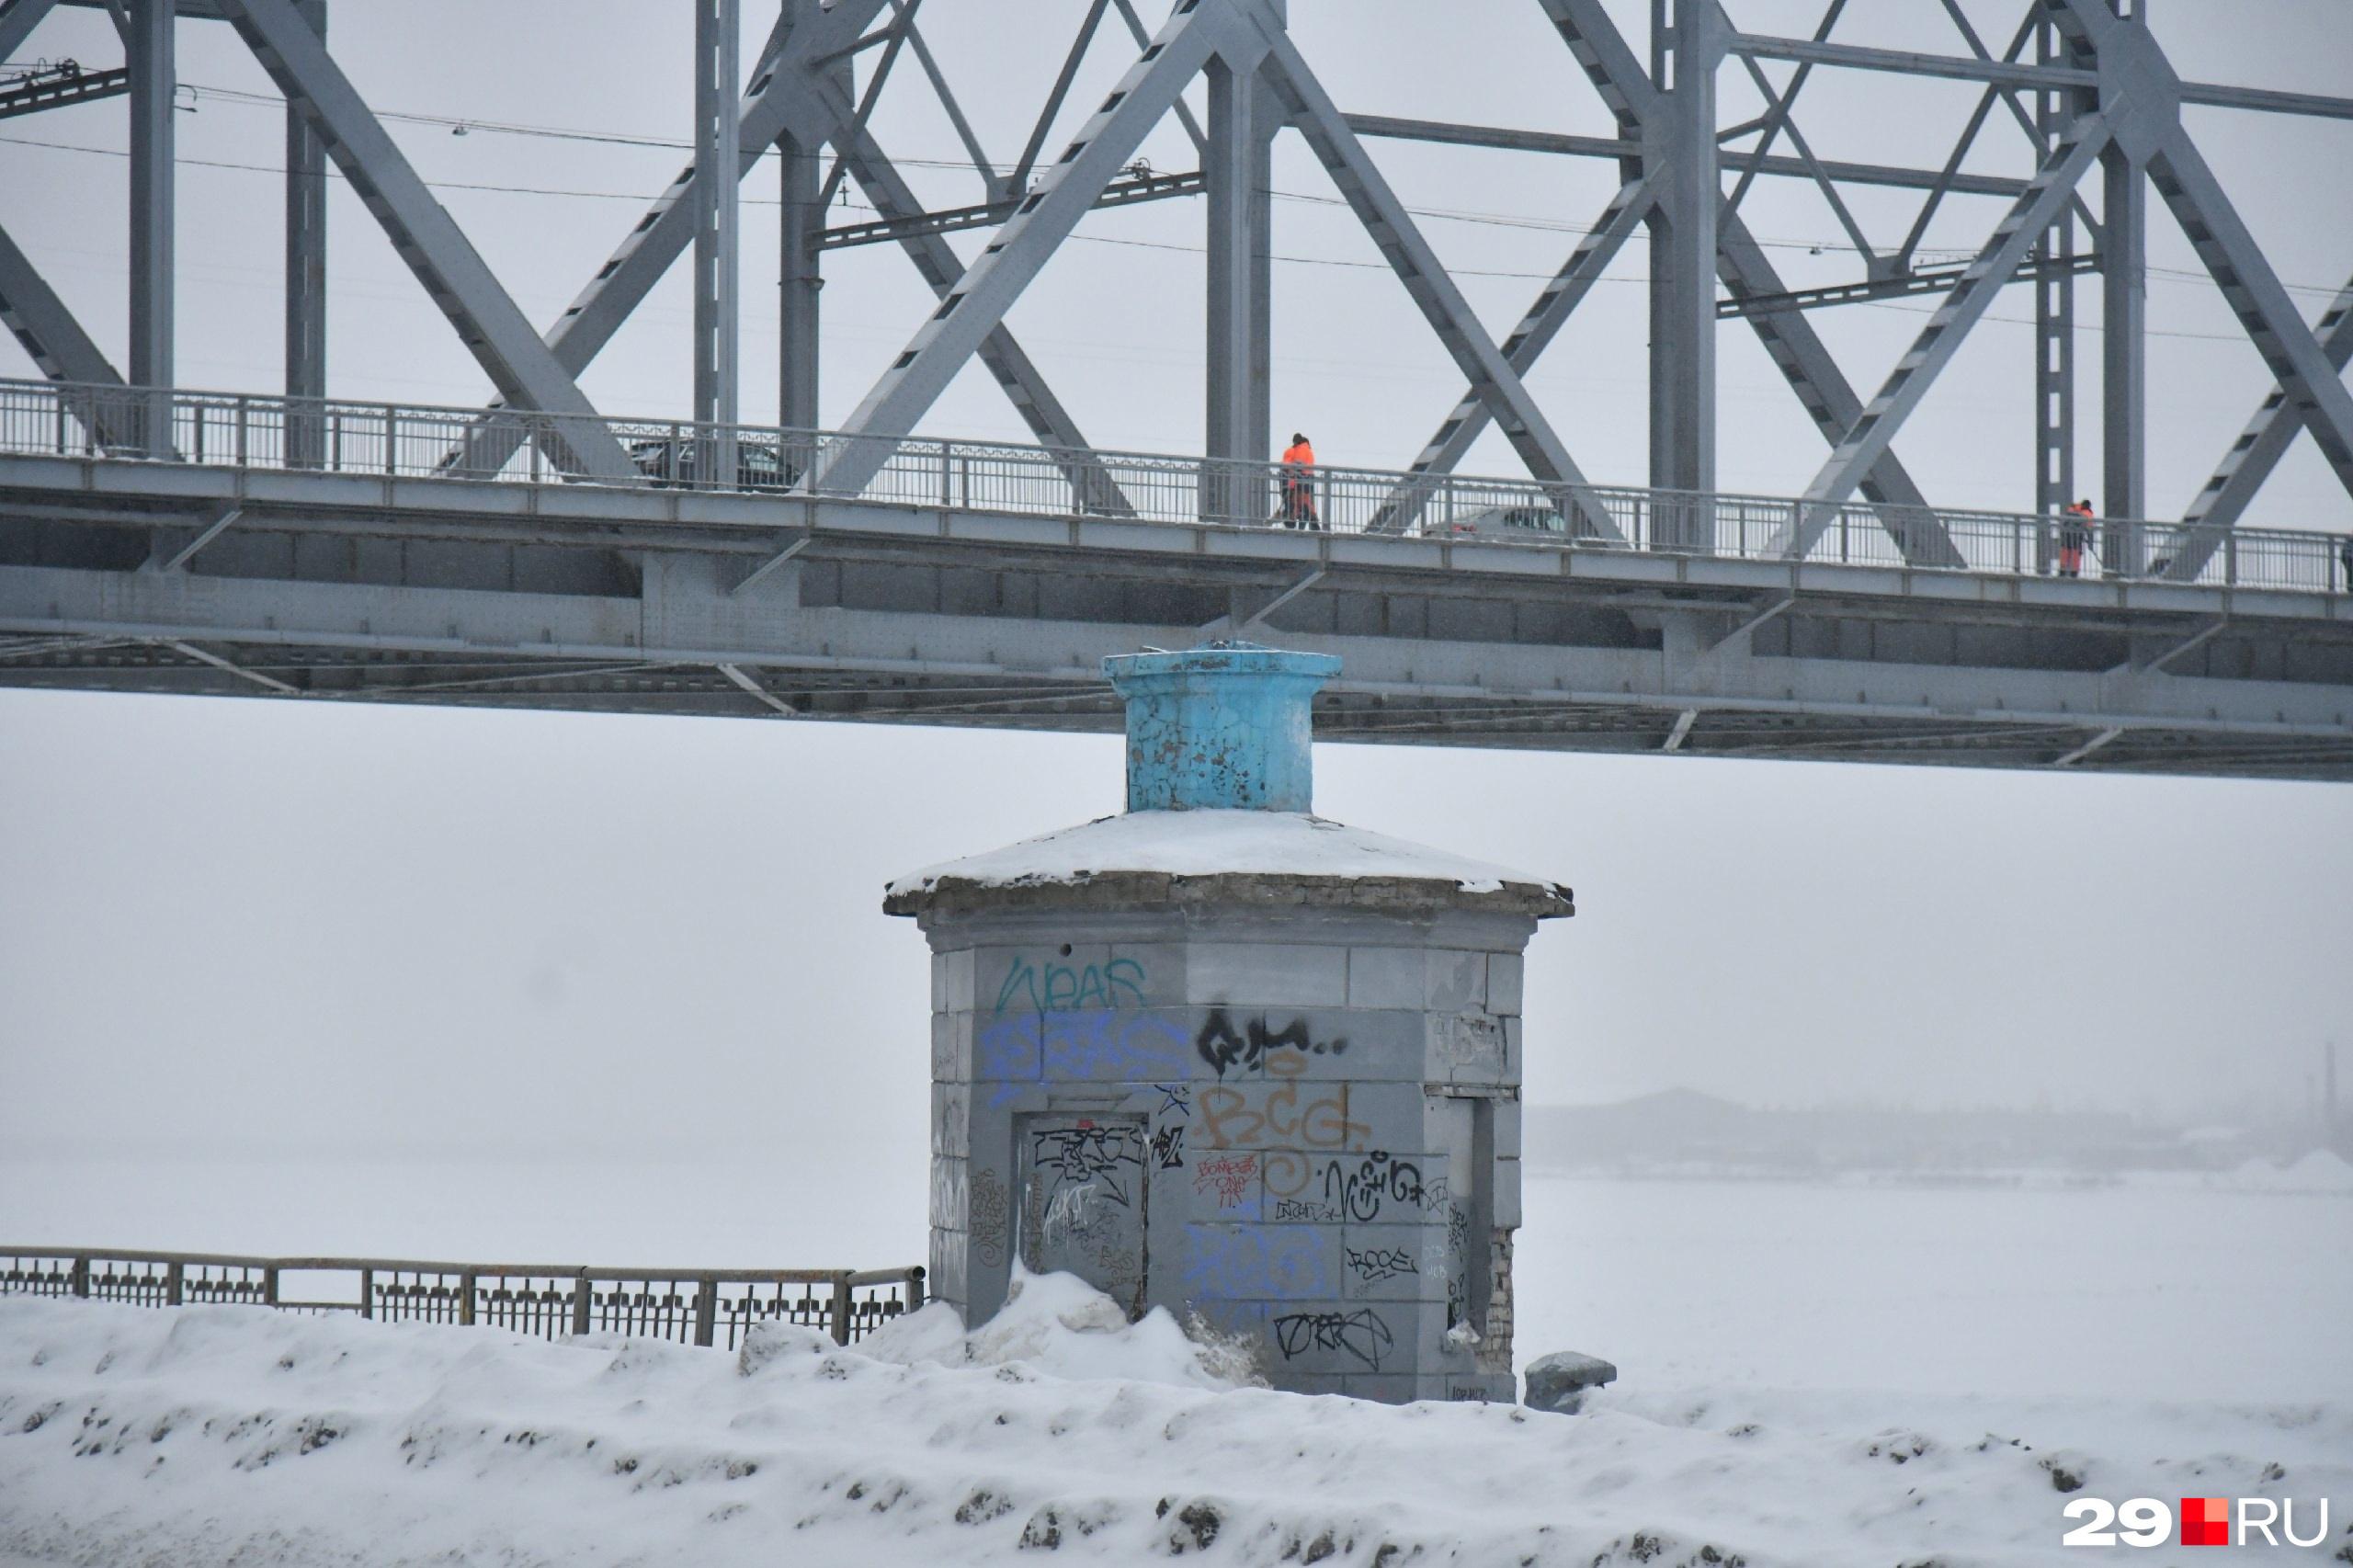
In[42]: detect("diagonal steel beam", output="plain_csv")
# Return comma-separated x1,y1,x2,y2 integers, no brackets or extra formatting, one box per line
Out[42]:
1006,0,1110,201
0,218,141,449
1536,0,1956,564
1254,20,1617,538
814,0,1233,496
2141,131,2353,505
1370,172,1657,531
2166,274,2353,580
210,0,637,482
1778,116,2112,556
0,0,61,63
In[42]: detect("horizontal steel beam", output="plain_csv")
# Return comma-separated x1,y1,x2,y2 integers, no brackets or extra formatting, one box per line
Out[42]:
1720,249,2102,317
1341,111,2029,198
0,63,127,118
819,168,1204,251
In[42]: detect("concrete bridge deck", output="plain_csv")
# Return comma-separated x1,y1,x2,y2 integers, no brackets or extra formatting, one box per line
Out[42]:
0,381,2347,779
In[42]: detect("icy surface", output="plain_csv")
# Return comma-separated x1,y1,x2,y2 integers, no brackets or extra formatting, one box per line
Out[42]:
5,1280,2349,1568
884,809,1565,898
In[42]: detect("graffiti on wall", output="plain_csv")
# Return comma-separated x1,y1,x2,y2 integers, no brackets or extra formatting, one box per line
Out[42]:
1193,1008,1349,1079
1346,1245,1417,1284
1197,1051,1368,1152
1192,1153,1258,1210
971,1167,1008,1268
995,956,1148,1016
1272,1308,1394,1370
1181,1223,1329,1301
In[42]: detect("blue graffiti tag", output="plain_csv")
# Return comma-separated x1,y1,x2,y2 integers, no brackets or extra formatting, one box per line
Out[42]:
1180,1223,1330,1301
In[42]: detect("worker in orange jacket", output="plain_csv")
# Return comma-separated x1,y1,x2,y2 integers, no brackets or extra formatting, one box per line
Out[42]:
1278,432,1319,529
2058,498,2095,577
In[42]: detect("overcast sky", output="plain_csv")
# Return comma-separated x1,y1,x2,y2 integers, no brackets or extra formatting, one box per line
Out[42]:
3,0,2350,1245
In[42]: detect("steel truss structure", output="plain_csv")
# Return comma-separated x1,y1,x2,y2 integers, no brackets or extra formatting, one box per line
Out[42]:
0,0,2349,778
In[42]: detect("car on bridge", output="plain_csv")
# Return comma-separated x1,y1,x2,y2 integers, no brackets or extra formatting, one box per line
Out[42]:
1421,505,1623,545
626,437,802,492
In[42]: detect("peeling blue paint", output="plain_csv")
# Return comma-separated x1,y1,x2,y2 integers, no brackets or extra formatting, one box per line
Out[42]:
1101,642,1339,812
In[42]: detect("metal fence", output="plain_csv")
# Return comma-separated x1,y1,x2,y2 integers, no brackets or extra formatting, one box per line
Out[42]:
0,1247,926,1351
2,376,2346,596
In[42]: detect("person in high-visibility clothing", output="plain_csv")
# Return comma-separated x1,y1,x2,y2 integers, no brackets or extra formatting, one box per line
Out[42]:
2058,498,2096,578
1278,432,1320,529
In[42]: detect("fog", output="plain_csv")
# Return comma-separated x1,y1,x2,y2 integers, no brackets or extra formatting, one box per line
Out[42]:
3,0,2351,1245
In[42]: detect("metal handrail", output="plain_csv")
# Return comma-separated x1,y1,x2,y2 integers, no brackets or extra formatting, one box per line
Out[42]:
0,1245,926,1349
1,376,2346,596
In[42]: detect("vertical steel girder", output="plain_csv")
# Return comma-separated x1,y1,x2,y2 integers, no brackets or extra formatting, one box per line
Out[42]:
1651,0,1721,515
693,0,741,477
211,0,637,482
2100,141,2146,560
1202,50,1262,516
282,0,325,464
1783,115,2114,552
2165,275,2353,578
2031,12,2078,528
816,0,1233,495
778,119,823,432
128,0,173,455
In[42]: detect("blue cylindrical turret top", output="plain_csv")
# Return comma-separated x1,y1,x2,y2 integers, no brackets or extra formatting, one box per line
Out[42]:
1101,642,1340,812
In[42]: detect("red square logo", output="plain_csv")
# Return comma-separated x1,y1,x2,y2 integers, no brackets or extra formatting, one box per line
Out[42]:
2180,1496,2231,1547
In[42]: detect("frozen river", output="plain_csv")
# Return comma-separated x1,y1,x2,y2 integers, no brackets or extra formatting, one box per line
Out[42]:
4,1153,2344,1404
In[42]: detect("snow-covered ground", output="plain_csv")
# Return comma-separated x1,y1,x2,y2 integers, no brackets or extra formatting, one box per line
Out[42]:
2,1159,2347,1563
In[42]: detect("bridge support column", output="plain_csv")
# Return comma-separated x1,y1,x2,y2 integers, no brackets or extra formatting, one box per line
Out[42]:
284,0,327,467
779,123,823,435
130,0,175,457
2101,147,2147,574
694,0,740,479
1647,0,1718,540
2032,12,2079,559
1203,18,1277,526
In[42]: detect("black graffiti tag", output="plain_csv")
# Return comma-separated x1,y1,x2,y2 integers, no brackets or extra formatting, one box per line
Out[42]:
1150,1125,1187,1170
1345,1245,1417,1284
1272,1308,1394,1370
1194,1008,1348,1079
1321,1152,1426,1222
1032,1125,1144,1210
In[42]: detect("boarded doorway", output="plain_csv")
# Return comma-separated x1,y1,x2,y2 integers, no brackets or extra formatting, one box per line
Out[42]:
1016,1114,1149,1318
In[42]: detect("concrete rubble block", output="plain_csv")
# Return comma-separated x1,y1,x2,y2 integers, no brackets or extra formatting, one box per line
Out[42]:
1337,1222,1438,1301
1486,951,1525,1016
1523,1350,1619,1415
1186,941,1349,1007
927,1156,969,1232
931,1083,971,1157
1345,946,1426,1010
1178,1221,1345,1306
1425,948,1487,1013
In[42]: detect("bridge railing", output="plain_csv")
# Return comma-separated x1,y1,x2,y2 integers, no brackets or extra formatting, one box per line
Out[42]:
2,378,2345,595
0,1246,926,1351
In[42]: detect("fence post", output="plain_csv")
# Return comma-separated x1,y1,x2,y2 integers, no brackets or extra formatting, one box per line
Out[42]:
571,1274,592,1336
235,396,249,467
166,1261,183,1307
70,1255,88,1299
385,406,398,476
2224,533,2237,586
692,1277,718,1348
458,1271,476,1326
828,1270,853,1346
359,1267,373,1320
904,1267,926,1315
940,440,954,506
263,1265,279,1308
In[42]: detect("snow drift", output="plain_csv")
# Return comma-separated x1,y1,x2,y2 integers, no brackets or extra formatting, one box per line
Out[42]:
3,1282,2347,1567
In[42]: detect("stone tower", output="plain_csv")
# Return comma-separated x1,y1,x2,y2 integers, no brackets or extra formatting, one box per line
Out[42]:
884,642,1571,1402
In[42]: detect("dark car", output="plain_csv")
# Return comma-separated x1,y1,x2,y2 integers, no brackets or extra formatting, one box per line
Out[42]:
628,437,801,491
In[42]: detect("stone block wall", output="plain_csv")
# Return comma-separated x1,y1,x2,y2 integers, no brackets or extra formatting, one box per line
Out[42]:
919,904,1533,1403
